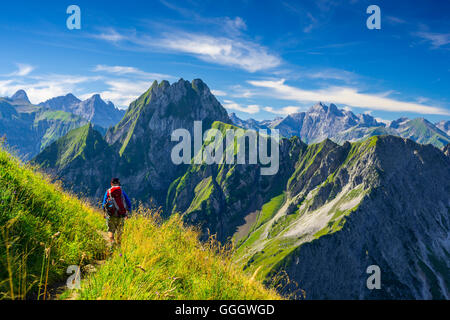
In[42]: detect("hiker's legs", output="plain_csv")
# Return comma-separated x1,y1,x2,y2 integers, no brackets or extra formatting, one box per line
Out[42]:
115,219,125,245
107,217,119,244
107,216,124,246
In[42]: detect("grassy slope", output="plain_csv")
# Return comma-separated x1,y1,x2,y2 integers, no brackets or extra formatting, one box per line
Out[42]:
78,210,280,300
234,137,378,281
0,146,106,299
398,118,450,148
0,147,279,300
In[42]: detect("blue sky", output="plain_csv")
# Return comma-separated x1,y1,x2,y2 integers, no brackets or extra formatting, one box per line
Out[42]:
0,0,449,123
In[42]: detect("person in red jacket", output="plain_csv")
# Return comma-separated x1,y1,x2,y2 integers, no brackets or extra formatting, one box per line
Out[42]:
102,178,132,246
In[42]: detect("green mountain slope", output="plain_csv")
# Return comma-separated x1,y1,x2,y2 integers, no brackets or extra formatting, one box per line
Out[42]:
0,98,89,160
35,79,232,205
393,118,450,148
0,146,280,300
33,124,116,199
233,136,450,299
167,121,303,242
0,145,106,299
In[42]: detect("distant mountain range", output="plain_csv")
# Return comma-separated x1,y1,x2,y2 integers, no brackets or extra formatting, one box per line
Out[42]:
39,93,125,129
31,78,450,299
0,90,125,159
230,102,450,148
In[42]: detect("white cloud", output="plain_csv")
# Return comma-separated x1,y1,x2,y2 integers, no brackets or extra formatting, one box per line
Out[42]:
385,16,406,25
93,29,126,42
0,74,97,104
222,100,260,114
5,63,35,77
158,33,281,72
211,89,227,97
0,62,156,108
93,65,172,80
304,68,358,83
343,106,352,112
228,85,256,98
415,32,450,48
91,24,281,73
95,80,153,107
223,17,247,35
375,118,392,126
248,79,450,116
264,106,302,115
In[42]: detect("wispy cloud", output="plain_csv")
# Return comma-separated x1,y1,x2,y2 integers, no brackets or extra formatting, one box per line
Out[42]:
385,16,407,25
80,79,151,107
0,61,166,108
0,73,97,104
303,68,359,84
264,106,303,115
303,13,318,33
222,100,260,114
211,89,227,97
414,32,450,48
92,28,127,42
157,33,281,72
6,63,35,77
93,65,172,80
248,79,450,116
92,25,281,73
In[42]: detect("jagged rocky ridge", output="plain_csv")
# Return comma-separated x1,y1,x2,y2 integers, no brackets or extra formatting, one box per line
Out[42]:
436,120,450,136
231,136,450,299
35,79,231,202
40,93,125,129
230,103,450,148
0,91,90,159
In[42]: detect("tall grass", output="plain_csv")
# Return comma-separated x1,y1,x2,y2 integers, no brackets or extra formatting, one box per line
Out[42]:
0,144,281,300
78,206,281,300
0,146,107,299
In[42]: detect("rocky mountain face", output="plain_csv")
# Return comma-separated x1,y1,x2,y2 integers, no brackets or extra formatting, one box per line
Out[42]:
33,124,116,199
232,135,450,299
0,91,89,159
229,113,270,131
35,79,231,203
436,120,450,136
444,144,450,157
39,93,81,111
166,121,304,241
230,103,450,148
10,89,31,104
40,93,125,129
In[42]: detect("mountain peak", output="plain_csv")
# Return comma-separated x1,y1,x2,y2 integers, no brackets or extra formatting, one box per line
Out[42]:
309,102,327,112
159,80,171,90
329,103,341,115
90,93,103,101
11,90,30,103
191,79,209,94
389,117,409,128
65,93,78,99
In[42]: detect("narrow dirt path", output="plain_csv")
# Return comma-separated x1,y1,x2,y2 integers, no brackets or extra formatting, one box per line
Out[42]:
48,230,111,300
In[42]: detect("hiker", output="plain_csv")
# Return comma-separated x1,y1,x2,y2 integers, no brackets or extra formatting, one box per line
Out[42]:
102,178,132,246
